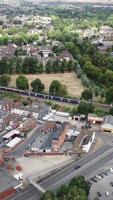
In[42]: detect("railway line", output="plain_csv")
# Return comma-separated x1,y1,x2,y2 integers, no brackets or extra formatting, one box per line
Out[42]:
0,86,112,110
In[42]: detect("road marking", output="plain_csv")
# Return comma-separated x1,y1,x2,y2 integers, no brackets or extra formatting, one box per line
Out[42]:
39,145,112,185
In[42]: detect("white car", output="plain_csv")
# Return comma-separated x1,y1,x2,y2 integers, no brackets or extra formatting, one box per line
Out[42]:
110,168,113,173
105,191,110,197
95,175,102,180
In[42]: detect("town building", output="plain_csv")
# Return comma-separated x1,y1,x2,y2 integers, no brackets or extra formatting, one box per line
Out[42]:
52,122,70,152
101,115,113,133
88,113,103,124
57,50,73,62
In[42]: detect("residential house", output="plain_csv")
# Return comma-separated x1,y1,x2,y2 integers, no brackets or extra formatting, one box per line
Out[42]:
57,50,73,62
0,43,16,60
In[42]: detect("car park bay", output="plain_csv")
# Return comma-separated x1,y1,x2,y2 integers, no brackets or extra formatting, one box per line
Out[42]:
89,168,113,200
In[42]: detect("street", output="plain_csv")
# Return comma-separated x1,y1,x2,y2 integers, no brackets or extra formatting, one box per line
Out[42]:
9,144,113,200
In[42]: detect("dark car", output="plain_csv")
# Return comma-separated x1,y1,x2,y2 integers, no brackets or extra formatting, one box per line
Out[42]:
74,164,81,170
87,180,92,185
98,173,104,178
97,191,102,197
111,182,113,187
91,177,97,183
102,171,108,176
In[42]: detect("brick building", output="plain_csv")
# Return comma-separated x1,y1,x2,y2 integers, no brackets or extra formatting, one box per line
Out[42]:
52,122,70,152
19,118,37,133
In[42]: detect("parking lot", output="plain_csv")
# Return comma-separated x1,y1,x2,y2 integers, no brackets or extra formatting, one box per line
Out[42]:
89,168,113,200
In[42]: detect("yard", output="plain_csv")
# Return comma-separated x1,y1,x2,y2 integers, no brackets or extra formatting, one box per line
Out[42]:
9,73,85,98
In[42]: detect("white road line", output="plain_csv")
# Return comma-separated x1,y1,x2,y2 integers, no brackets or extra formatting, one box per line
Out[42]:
39,145,112,185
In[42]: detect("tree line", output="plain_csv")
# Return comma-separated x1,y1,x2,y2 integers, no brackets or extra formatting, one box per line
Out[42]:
0,57,75,74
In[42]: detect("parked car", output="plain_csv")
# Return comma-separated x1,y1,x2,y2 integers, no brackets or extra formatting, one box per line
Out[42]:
87,180,92,185
95,175,102,180
97,191,102,197
109,168,113,173
102,171,108,176
91,177,97,183
111,182,113,187
105,191,110,197
98,173,104,178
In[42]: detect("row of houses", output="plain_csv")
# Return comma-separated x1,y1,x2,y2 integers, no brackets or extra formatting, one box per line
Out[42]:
0,42,74,64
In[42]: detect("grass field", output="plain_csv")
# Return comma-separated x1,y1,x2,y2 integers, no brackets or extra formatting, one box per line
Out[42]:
9,73,85,98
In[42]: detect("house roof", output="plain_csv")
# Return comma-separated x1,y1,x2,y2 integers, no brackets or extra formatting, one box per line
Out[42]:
57,50,73,60
0,168,19,193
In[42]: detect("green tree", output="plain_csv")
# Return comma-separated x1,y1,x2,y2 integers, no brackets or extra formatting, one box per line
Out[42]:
31,78,45,93
67,186,87,200
16,75,29,90
81,90,93,101
0,58,8,74
77,102,94,115
45,60,53,73
49,80,62,96
40,191,57,200
109,107,113,115
49,80,67,97
106,87,113,103
22,57,38,74
0,75,11,86
37,63,44,73
69,176,90,196
57,185,69,200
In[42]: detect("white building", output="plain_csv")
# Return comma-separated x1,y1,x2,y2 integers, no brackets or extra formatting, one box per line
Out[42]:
82,132,95,153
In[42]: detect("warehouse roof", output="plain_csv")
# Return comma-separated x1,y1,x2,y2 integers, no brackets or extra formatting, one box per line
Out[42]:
3,129,20,139
0,168,19,192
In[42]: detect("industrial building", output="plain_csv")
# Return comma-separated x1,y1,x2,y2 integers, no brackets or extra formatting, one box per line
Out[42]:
101,115,113,133
52,122,70,152
88,113,103,124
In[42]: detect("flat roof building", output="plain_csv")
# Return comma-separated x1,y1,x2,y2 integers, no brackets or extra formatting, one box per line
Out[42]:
101,115,113,133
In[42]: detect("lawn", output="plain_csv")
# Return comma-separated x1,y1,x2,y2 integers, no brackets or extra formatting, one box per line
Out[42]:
9,73,85,98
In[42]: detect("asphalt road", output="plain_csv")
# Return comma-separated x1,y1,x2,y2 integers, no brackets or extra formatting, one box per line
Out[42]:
11,125,44,157
39,144,113,190
9,144,113,200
